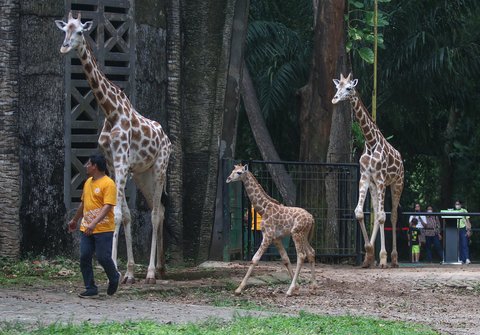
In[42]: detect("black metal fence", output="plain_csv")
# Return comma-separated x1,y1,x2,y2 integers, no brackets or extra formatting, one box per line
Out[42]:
222,159,361,262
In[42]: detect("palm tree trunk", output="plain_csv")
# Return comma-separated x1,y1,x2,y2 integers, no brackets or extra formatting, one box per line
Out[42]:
166,0,184,262
0,0,21,259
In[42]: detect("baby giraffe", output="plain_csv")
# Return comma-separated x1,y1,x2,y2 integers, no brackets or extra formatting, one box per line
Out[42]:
226,164,316,296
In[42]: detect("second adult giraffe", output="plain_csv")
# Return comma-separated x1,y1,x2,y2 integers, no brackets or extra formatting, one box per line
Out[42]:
332,73,404,268
56,12,172,283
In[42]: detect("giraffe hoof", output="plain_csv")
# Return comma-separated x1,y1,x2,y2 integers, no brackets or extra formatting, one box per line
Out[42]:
122,276,135,285
145,277,156,285
391,262,399,268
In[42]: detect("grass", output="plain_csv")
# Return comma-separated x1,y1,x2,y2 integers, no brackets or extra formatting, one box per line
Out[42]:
0,312,439,335
0,256,81,286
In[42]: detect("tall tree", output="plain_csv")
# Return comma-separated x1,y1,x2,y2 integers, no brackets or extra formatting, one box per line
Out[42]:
181,0,243,261
166,0,184,262
0,0,21,259
298,1,346,163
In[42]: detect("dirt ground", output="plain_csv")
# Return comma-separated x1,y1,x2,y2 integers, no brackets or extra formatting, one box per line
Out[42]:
1,261,479,334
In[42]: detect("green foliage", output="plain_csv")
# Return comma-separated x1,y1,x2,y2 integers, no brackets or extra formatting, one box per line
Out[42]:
346,0,391,64
0,313,439,335
237,0,313,161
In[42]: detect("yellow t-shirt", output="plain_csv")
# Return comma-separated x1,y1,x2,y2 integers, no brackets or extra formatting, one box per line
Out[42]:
80,176,117,234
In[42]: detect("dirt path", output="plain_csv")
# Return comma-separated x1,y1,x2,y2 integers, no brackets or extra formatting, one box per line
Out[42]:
1,262,479,334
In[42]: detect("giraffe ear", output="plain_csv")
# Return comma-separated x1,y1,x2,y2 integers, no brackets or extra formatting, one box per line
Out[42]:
82,21,94,31
352,79,358,87
55,20,67,30
243,164,249,172
333,79,340,87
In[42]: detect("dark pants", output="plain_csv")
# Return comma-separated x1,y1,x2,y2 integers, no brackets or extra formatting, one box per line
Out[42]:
458,227,470,263
425,235,443,262
80,231,118,292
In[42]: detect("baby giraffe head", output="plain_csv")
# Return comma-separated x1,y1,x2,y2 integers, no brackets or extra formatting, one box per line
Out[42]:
332,73,358,104
226,164,249,183
55,11,93,54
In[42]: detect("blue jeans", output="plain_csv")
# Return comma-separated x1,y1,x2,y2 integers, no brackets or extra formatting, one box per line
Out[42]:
80,231,118,292
458,228,470,263
425,235,443,262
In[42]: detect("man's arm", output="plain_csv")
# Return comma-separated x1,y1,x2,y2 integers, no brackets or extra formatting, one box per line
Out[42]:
68,202,84,233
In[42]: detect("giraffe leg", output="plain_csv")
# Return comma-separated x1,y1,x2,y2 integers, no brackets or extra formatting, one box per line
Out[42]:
121,197,136,283
111,150,135,284
153,162,168,281
286,232,306,296
373,183,388,268
306,240,316,287
146,189,165,284
273,238,293,279
235,236,271,295
355,173,374,267
390,180,403,268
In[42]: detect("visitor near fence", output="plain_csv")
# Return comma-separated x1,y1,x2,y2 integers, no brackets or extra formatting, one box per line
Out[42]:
424,205,443,263
408,218,421,263
454,200,472,264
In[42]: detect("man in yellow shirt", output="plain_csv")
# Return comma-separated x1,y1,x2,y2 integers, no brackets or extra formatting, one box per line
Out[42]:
68,153,119,298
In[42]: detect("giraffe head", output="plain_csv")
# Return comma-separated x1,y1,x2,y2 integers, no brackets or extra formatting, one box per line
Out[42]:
55,11,93,54
332,73,358,104
226,164,248,183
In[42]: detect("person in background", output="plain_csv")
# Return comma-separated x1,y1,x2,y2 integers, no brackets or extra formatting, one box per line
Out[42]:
424,205,443,263
409,203,426,256
67,153,120,298
454,200,472,264
408,218,421,263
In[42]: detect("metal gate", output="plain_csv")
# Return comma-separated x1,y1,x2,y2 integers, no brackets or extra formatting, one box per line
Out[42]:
63,0,135,210
222,159,361,262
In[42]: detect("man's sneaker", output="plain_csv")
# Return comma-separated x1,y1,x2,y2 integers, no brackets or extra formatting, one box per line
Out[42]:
466,259,471,265
107,272,120,296
78,290,98,298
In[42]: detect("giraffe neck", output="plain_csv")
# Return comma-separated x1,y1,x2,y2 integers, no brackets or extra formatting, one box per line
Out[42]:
350,95,383,148
77,39,131,118
242,171,278,216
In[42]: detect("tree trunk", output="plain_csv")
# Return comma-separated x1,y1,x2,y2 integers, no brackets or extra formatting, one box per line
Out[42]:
182,0,239,262
166,0,184,262
0,0,21,259
298,0,346,163
325,29,351,251
241,65,297,206
210,0,250,260
298,0,347,254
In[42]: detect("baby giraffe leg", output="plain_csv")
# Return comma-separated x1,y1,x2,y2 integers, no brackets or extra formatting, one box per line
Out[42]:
286,234,306,296
235,237,271,295
273,238,293,278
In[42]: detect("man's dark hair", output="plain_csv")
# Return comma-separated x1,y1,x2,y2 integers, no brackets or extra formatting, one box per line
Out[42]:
89,153,107,172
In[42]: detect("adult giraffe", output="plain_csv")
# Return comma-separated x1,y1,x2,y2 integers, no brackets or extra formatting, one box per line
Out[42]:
332,73,404,268
56,12,172,283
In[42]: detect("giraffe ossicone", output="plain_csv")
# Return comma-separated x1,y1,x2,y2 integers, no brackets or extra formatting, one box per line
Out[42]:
332,73,404,268
226,164,316,296
56,11,172,284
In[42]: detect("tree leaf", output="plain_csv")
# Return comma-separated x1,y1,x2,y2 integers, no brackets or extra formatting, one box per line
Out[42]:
358,47,374,63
